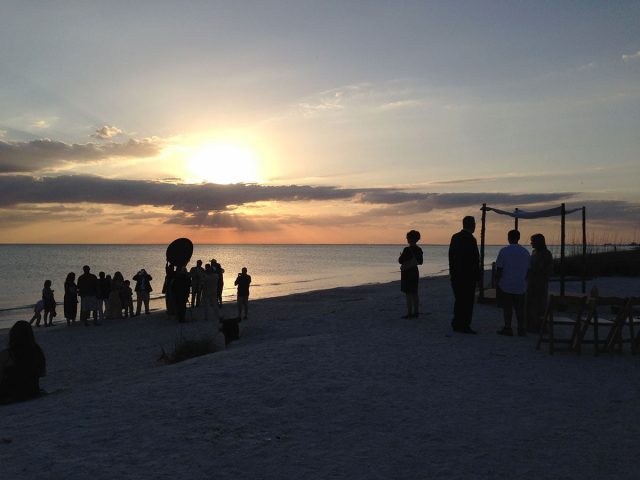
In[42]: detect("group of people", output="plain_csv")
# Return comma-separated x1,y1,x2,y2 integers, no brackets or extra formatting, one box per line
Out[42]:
399,215,554,336
30,265,155,327
164,258,252,323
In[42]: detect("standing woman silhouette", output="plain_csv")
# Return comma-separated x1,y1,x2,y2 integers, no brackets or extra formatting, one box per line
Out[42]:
399,230,424,318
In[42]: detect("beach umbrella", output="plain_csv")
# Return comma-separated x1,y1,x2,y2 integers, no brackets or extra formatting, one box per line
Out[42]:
166,238,193,269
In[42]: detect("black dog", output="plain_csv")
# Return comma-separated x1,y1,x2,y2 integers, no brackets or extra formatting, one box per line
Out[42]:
219,317,242,345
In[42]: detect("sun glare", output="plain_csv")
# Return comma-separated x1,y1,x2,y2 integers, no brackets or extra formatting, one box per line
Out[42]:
186,141,261,184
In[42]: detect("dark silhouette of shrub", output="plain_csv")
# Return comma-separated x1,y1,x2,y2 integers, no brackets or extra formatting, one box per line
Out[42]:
158,336,217,364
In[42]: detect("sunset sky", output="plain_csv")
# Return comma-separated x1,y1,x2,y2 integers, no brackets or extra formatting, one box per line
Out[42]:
1,1,639,244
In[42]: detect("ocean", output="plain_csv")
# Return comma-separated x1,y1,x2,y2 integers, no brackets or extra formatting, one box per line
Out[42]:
0,243,506,330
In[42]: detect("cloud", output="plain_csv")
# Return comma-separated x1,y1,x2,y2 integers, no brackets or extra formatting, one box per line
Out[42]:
622,50,640,63
92,125,124,140
0,138,162,173
0,174,636,232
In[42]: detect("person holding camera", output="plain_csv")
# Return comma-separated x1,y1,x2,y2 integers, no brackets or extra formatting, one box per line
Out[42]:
234,267,252,320
133,269,153,316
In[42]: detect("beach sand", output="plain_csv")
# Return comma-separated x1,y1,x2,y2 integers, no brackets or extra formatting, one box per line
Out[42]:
1,275,639,479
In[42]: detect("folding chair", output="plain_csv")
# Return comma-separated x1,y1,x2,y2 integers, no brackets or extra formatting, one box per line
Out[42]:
575,296,629,355
536,295,588,354
625,298,640,354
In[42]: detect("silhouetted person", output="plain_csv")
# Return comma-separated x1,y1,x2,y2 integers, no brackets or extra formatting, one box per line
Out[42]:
234,267,252,319
449,216,480,334
121,280,134,318
63,272,78,326
189,260,205,307
526,233,554,334
77,265,100,326
202,264,219,321
496,230,531,337
107,271,124,319
29,300,44,326
97,271,110,322
133,269,153,316
0,321,46,404
398,230,424,318
211,259,225,307
42,280,56,327
170,266,191,323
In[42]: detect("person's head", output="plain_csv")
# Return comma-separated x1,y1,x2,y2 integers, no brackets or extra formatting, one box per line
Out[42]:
462,216,476,233
530,233,547,250
406,230,421,245
242,267,248,274
507,229,520,244
205,264,211,272
65,272,75,283
44,280,51,289
83,265,90,273
124,280,130,287
197,259,202,266
8,320,36,352
99,271,105,279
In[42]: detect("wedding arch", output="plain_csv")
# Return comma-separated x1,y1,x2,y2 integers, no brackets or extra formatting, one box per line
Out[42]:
478,203,586,301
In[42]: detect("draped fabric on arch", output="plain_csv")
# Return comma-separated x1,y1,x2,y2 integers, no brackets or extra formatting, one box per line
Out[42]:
482,206,583,220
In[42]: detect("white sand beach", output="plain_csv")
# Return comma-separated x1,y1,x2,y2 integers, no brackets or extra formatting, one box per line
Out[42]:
1,275,639,480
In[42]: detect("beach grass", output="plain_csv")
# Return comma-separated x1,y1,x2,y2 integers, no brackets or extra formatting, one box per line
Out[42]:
558,247,640,277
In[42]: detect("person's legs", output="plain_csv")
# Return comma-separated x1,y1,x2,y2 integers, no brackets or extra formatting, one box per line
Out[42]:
135,294,142,316
513,294,526,335
144,291,150,314
97,299,104,322
242,297,249,319
411,293,420,316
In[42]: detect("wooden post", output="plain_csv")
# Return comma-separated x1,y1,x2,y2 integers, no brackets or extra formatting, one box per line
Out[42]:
582,206,587,294
514,208,519,231
560,203,566,297
479,203,487,302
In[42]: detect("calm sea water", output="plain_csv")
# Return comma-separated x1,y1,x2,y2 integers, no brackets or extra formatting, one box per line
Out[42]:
0,244,504,330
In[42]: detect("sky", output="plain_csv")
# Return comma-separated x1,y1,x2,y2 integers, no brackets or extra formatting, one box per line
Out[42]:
1,1,639,244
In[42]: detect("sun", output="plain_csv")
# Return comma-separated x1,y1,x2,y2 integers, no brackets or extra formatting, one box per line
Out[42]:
185,141,262,184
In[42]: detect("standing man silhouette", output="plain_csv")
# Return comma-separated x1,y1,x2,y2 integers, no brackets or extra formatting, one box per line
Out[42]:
448,216,481,334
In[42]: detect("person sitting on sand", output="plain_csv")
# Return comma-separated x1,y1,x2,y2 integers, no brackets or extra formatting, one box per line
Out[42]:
42,280,56,327
398,230,424,318
0,320,46,404
496,230,531,337
234,267,252,320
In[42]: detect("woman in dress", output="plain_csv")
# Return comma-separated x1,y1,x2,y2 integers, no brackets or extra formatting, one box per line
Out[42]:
0,320,46,404
107,271,124,319
64,272,78,326
526,233,554,333
398,230,424,318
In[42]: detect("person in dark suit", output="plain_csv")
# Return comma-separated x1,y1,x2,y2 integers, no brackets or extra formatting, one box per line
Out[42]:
448,216,480,334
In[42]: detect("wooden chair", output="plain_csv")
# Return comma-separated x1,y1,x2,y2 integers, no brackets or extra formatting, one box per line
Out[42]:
536,295,588,354
625,298,640,354
574,296,629,355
